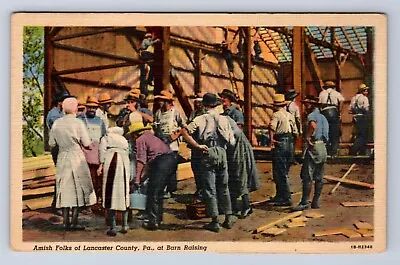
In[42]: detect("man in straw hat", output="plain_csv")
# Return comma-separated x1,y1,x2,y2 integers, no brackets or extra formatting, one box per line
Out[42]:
267,94,298,207
318,81,345,158
78,95,107,202
180,93,236,233
219,89,244,129
128,122,176,230
349,83,370,155
49,97,96,230
96,92,114,128
292,95,329,211
153,90,186,198
285,89,303,164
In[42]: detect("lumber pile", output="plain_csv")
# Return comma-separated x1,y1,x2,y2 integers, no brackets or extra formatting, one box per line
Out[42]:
313,220,374,238
252,210,325,237
23,154,55,211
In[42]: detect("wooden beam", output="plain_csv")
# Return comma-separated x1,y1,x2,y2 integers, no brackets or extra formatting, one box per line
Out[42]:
324,175,374,189
194,49,202,95
331,27,342,91
243,27,252,140
54,43,142,65
44,27,54,151
59,76,132,90
340,201,374,207
170,35,280,70
170,71,193,118
329,163,357,194
54,62,135,76
152,27,170,96
52,27,126,41
304,38,324,92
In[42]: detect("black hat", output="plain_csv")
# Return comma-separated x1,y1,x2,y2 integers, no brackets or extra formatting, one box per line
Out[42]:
202,93,221,106
54,90,72,103
285,89,299,101
218,89,237,102
301,95,320,105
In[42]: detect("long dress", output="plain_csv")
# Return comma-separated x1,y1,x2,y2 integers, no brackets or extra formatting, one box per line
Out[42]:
49,114,96,208
99,127,131,211
226,117,260,197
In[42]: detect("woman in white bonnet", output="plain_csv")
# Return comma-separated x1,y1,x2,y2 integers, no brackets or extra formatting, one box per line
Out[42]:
49,96,96,230
97,126,131,236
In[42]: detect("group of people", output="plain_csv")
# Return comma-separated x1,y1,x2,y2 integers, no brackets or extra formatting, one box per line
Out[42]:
46,87,261,235
45,79,370,235
267,81,370,211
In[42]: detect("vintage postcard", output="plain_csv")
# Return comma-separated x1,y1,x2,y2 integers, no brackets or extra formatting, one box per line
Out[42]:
10,13,387,253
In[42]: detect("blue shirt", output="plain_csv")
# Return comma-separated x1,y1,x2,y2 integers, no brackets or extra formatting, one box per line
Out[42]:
223,105,244,125
78,115,106,142
307,108,329,142
46,107,64,130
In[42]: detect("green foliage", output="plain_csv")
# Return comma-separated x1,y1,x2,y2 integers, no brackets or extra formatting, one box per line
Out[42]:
23,26,44,157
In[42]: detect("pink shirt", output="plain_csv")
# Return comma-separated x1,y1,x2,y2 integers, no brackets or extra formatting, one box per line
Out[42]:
135,132,171,165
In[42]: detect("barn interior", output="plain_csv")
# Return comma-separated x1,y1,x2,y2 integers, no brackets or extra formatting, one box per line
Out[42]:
23,26,375,242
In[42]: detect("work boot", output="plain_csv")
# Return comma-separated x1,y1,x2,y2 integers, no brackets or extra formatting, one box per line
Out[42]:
143,222,159,231
311,181,323,209
62,207,71,231
107,209,118,236
70,207,85,230
239,194,253,219
204,221,221,233
106,229,117,237
292,183,311,211
120,210,129,234
222,214,233,229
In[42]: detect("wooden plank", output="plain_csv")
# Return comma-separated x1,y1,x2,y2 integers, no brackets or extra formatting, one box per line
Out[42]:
329,163,357,194
253,211,303,234
285,221,307,228
25,196,53,211
341,229,363,238
356,229,374,237
354,221,374,230
324,175,374,189
261,227,287,236
25,180,55,190
313,228,344,237
243,26,252,141
290,216,308,222
250,192,302,206
23,186,54,198
340,201,374,207
23,167,56,181
305,211,325,219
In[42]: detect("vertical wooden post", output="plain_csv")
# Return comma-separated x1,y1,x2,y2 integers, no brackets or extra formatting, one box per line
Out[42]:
365,27,374,143
44,27,54,151
331,27,342,91
194,49,202,95
292,26,306,151
153,27,170,96
242,27,252,141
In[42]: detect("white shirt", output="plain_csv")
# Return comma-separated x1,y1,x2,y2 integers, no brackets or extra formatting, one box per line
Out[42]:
349,94,369,114
319,88,345,106
96,108,109,128
186,108,235,147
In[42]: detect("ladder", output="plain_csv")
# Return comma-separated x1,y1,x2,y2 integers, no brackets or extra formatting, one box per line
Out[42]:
228,71,240,101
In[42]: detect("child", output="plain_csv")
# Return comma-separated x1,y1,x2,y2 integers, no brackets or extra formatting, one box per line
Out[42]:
98,127,131,236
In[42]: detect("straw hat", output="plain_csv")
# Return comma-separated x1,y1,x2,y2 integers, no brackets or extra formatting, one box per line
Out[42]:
98,92,113,104
125,88,141,100
358,83,369,93
218,89,237,102
85,96,100,107
273,94,288,106
323,81,336,89
284,89,299,101
154,90,174,101
301,95,320,105
128,122,152,135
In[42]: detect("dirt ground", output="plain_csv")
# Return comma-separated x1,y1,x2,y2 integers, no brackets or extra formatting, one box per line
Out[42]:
22,161,374,243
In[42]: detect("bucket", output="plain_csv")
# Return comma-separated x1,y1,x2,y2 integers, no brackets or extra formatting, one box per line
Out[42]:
130,191,147,210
